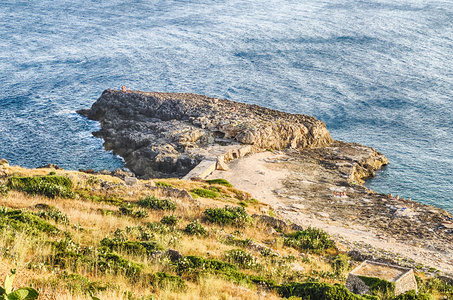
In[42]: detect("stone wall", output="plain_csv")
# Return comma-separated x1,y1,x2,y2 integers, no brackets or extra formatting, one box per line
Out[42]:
346,260,417,296
394,269,418,295
345,273,371,295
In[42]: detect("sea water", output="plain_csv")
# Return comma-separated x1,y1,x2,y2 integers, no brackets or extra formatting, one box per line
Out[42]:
1,0,452,212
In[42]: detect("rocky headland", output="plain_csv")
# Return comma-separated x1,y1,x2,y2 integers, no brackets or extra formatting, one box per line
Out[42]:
78,89,453,275
77,89,333,178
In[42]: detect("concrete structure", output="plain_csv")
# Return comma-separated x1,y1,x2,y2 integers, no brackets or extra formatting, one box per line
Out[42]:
346,260,417,296
182,145,254,180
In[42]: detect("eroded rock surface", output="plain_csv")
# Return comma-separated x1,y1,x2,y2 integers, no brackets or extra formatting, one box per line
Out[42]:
78,89,333,178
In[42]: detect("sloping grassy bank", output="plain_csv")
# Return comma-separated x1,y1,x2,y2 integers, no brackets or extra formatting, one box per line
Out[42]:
0,161,451,300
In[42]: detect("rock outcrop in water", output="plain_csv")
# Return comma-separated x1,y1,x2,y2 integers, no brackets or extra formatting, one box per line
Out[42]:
78,89,333,178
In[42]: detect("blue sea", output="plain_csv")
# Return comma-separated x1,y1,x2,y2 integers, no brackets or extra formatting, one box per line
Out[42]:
1,0,452,212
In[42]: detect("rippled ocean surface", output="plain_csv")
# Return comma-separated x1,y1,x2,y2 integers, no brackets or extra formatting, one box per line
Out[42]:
1,0,452,212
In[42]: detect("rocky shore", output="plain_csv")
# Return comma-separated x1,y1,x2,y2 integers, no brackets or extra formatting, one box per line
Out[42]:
79,89,453,275
77,89,332,178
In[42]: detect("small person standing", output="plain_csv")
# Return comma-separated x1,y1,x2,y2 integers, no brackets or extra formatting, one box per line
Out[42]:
121,85,127,92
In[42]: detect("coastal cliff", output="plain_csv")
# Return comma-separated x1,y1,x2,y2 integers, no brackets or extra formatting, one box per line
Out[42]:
78,89,334,178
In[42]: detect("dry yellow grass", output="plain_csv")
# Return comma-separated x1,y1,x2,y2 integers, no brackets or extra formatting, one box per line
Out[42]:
4,163,445,299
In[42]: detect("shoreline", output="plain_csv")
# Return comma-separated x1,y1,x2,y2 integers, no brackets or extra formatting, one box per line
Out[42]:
207,145,453,276
73,89,452,276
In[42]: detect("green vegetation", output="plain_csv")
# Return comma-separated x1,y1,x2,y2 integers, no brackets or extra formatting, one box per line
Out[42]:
278,282,378,300
416,276,453,297
1,166,450,299
331,254,350,275
97,249,144,276
0,207,59,234
154,182,174,188
358,276,395,298
392,290,432,300
160,215,180,227
35,207,70,225
100,238,165,255
119,204,149,219
136,196,176,210
205,179,233,187
191,188,219,199
284,227,336,252
224,249,258,269
7,175,74,198
0,184,8,196
0,269,39,300
51,273,108,297
151,272,187,292
183,220,207,236
204,206,252,227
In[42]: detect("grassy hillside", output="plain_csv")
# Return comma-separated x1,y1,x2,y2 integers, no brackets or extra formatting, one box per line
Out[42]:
0,161,451,300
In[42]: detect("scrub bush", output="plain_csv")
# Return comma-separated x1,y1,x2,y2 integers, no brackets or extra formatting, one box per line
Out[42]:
137,196,176,210
278,282,378,300
284,227,335,252
8,175,74,198
203,206,252,227
160,215,180,227
183,220,207,236
206,179,233,187
191,188,219,199
151,272,187,292
224,249,258,269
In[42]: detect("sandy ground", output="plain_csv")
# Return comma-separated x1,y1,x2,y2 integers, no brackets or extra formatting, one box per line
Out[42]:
207,151,453,275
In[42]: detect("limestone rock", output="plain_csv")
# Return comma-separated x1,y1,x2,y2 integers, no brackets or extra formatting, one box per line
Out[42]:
78,89,333,178
124,176,138,186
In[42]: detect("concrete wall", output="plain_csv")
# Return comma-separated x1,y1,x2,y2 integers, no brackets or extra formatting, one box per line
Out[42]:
394,269,418,295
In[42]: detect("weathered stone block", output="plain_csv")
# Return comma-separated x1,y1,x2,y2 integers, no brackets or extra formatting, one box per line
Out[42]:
346,260,417,296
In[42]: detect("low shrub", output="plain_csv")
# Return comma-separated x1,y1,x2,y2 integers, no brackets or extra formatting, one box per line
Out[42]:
191,188,219,199
224,249,259,269
0,184,9,196
119,204,149,219
160,215,180,227
97,249,144,276
154,182,174,188
208,186,222,193
35,207,70,225
58,273,108,297
392,290,432,300
137,196,176,210
176,255,237,275
177,255,274,288
146,222,178,235
0,207,59,234
206,179,233,187
8,175,74,198
331,254,350,275
204,206,252,227
183,220,207,236
358,276,395,298
100,238,164,255
284,227,336,252
278,282,378,300
151,272,187,292
154,181,175,188
417,276,453,296
119,204,134,216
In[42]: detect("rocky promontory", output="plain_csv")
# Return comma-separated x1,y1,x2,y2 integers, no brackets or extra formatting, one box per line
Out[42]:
78,89,334,178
